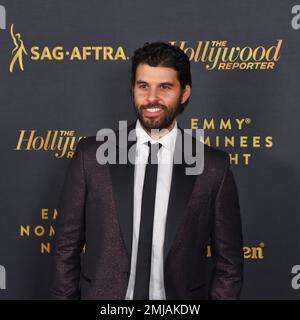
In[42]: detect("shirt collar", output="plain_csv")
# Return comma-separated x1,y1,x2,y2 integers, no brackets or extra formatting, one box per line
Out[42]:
135,119,178,153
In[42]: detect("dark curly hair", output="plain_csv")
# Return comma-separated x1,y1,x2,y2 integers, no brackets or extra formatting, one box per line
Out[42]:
130,41,192,113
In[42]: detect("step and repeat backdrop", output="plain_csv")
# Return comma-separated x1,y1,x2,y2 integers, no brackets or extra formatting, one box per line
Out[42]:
0,0,299,299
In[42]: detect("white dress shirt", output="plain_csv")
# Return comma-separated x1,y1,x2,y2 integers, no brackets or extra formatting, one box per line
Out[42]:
125,119,178,300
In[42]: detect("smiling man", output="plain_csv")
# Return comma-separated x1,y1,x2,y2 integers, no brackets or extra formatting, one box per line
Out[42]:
50,41,244,300
133,63,189,132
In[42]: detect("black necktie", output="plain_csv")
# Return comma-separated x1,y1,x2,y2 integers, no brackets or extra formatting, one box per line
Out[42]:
133,141,162,300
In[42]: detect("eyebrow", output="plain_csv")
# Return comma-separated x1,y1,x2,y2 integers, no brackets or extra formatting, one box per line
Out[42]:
136,80,175,87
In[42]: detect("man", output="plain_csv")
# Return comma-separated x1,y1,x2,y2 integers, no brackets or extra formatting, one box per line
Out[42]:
50,42,243,300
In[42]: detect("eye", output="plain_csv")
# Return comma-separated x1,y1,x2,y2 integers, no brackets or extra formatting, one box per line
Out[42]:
161,84,171,90
138,84,147,89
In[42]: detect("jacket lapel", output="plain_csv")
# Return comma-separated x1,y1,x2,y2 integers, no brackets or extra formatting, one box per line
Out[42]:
109,122,136,270
163,127,198,262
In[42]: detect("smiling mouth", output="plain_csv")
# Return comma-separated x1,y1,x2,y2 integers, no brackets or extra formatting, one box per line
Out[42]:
142,107,164,117
143,107,163,116
145,107,162,112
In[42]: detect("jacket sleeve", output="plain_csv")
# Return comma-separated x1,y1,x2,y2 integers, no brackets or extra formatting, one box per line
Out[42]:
50,139,87,300
209,154,244,300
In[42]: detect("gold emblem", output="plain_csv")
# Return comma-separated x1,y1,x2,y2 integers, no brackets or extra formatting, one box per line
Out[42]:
9,24,28,72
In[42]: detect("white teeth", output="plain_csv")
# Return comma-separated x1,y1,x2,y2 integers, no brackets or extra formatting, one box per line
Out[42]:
146,108,161,112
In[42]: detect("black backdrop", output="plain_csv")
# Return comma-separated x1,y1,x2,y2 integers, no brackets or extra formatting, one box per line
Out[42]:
0,0,299,299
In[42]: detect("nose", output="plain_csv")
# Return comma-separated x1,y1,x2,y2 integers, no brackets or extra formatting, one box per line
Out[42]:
146,87,159,103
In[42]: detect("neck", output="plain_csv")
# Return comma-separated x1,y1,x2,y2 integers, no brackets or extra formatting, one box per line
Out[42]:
140,119,176,140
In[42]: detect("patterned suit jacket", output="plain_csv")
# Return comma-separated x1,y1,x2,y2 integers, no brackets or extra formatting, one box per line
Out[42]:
50,122,244,300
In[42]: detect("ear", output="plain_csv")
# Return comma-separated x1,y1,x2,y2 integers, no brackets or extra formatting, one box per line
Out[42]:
181,85,191,104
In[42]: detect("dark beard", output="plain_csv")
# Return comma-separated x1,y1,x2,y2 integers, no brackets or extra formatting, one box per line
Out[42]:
134,96,183,131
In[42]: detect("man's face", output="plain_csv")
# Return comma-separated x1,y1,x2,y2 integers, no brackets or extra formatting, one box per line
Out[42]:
132,64,191,132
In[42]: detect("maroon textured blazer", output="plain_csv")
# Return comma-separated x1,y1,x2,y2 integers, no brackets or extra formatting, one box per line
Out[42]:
50,122,244,300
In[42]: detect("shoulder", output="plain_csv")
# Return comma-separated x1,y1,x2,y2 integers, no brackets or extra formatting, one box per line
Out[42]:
75,136,99,153
74,136,106,164
202,143,230,184
76,122,136,153
193,139,231,192
203,143,229,168
77,136,98,148
179,126,229,170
